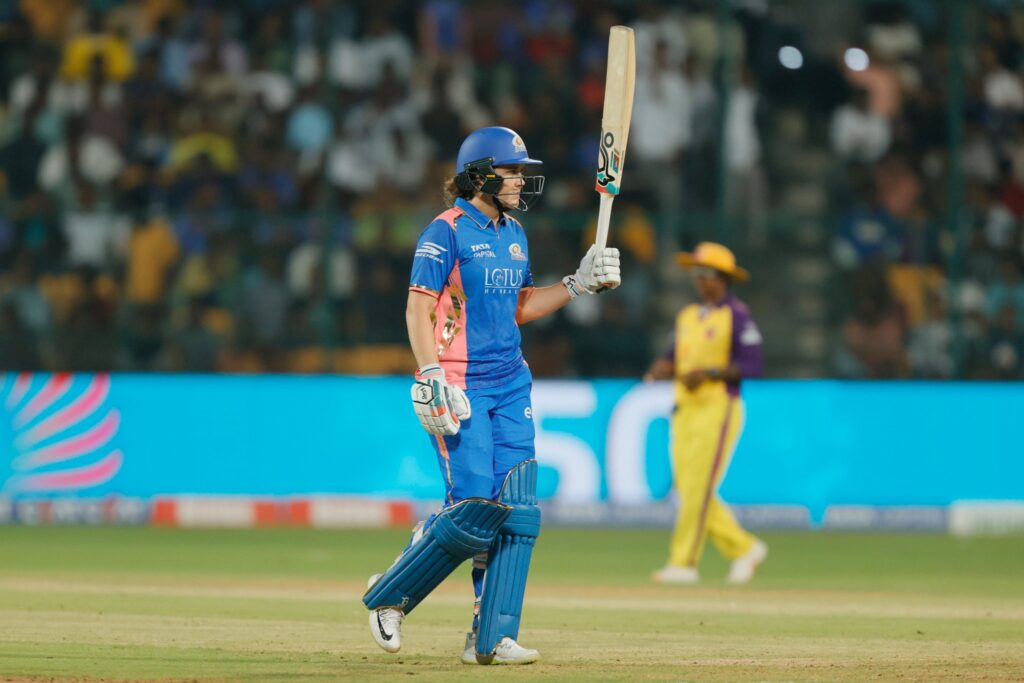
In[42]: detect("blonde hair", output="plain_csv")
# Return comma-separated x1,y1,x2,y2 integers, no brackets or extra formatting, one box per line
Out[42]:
442,176,474,206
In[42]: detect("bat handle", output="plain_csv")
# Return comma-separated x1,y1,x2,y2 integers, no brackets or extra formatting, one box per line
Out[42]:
594,193,615,250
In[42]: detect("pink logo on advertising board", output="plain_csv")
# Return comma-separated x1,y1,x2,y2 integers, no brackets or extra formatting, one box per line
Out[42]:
2,373,123,493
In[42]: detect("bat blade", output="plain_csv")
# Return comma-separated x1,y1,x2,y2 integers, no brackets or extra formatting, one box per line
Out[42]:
595,25,636,197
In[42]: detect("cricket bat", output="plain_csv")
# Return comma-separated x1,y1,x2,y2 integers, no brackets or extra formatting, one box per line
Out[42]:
594,25,636,251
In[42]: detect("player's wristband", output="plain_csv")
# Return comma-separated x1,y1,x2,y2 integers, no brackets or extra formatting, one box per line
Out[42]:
562,274,586,299
416,363,444,380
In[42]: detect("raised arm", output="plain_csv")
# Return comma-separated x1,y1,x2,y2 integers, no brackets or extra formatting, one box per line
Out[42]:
516,245,622,324
515,284,571,324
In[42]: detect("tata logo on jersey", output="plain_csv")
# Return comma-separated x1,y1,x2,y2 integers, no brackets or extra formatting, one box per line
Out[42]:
470,242,496,258
484,267,525,293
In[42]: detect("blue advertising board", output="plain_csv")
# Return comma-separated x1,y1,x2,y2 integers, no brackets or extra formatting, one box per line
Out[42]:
1,373,1021,524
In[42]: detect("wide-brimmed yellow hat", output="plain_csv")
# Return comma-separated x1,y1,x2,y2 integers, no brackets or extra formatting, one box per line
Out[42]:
676,242,749,282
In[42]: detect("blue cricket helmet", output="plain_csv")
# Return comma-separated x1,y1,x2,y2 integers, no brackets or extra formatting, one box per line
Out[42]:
455,126,543,173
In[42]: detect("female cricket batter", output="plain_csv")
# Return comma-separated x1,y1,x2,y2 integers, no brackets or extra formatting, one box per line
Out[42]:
644,242,767,585
363,126,621,664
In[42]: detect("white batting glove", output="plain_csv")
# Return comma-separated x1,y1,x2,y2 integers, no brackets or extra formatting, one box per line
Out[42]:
571,245,621,294
411,363,471,436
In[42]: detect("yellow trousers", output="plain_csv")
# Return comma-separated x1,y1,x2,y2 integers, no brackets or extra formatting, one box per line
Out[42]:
668,395,756,568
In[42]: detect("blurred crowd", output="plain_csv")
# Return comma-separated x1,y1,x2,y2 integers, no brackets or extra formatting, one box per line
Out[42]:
0,0,778,377
0,0,1020,380
0,0,675,374
829,3,1024,380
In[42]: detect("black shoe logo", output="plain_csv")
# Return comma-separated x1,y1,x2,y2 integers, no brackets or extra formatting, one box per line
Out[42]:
376,611,393,641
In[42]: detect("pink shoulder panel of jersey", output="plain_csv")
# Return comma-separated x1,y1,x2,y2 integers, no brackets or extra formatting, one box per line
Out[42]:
437,207,463,229
407,207,463,298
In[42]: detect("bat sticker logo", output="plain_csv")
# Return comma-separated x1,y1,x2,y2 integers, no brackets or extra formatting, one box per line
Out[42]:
596,131,622,193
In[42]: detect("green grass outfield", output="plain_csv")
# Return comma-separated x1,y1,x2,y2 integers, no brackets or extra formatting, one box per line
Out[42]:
0,527,1022,682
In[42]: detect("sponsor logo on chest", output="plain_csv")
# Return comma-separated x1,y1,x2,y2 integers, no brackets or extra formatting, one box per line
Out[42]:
483,267,525,294
469,242,496,258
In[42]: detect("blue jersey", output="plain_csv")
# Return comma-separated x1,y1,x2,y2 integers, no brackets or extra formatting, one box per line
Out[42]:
409,198,534,389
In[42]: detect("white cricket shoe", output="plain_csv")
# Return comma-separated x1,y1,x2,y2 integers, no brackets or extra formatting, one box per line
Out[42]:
469,634,540,665
491,636,540,665
367,573,403,653
727,539,768,584
652,565,700,584
460,631,478,665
